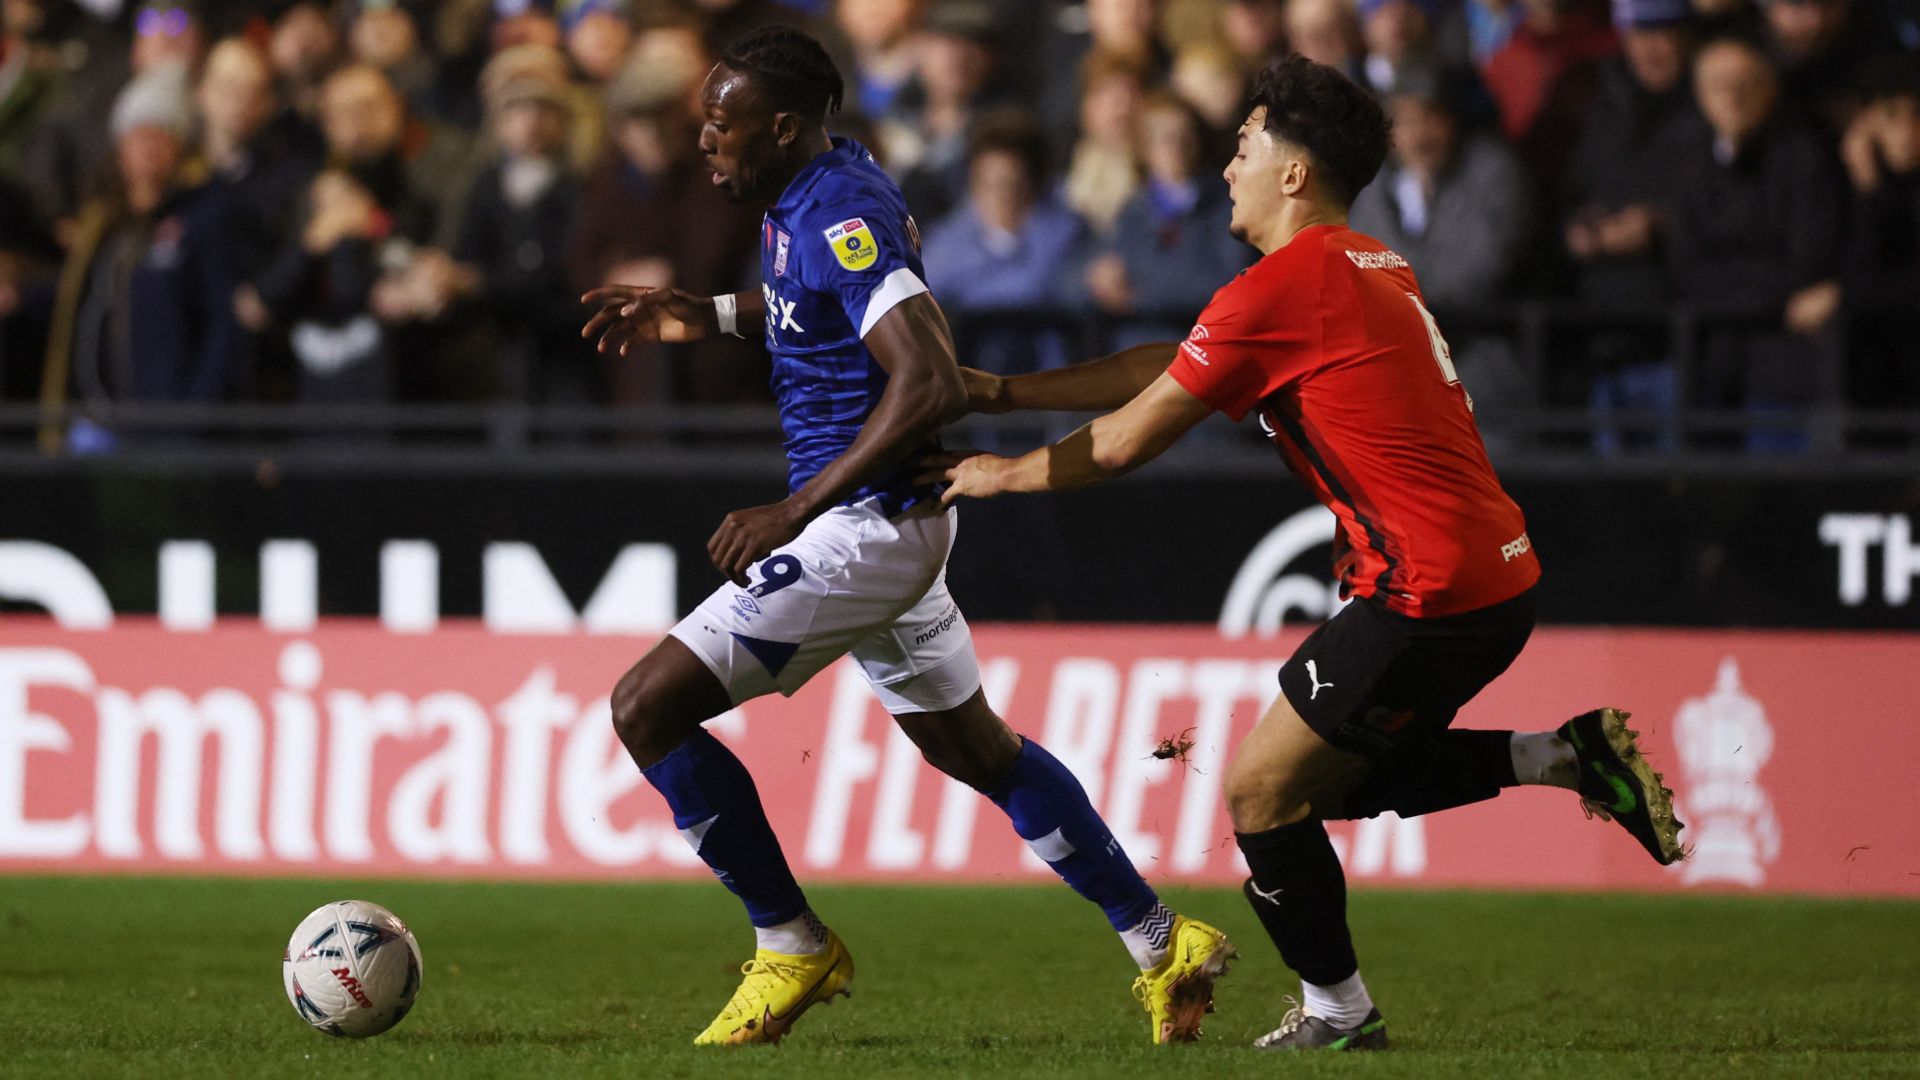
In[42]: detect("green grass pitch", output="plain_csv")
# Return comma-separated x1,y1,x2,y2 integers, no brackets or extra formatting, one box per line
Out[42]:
2,875,1917,1078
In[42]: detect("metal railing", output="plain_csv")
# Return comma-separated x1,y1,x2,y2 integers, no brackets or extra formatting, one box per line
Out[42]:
3,303,1915,477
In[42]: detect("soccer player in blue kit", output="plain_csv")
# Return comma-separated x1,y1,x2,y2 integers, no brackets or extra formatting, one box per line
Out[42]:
580,27,1231,1047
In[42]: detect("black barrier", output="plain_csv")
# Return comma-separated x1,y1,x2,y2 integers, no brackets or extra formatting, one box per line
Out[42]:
3,461,1917,629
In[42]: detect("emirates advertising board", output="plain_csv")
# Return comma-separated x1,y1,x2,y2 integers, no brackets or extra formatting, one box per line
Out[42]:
2,619,1914,898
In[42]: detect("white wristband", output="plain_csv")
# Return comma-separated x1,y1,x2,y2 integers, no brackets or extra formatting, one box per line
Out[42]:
713,293,741,338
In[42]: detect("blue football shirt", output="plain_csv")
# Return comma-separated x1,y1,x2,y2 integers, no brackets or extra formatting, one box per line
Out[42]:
758,137,937,516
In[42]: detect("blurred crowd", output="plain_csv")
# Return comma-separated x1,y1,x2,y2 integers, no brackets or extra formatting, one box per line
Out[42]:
0,0,1916,452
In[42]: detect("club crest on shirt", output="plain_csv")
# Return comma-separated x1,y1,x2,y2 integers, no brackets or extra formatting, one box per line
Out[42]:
774,230,791,276
823,217,879,271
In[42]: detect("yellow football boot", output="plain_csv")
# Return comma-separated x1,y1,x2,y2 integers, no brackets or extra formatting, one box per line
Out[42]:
1131,916,1236,1044
692,931,854,1046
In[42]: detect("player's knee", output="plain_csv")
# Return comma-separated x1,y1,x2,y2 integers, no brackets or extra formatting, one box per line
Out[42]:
610,663,675,761
1224,754,1313,833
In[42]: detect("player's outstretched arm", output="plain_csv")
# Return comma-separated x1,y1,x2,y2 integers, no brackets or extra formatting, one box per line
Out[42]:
933,372,1213,503
962,341,1180,415
580,285,767,355
705,292,965,583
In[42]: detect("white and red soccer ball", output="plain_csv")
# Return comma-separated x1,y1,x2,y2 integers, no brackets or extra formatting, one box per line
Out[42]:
282,900,423,1038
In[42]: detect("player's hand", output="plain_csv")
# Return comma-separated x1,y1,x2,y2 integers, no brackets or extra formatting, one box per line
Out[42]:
917,450,1006,506
958,367,1010,414
580,284,714,354
709,500,806,586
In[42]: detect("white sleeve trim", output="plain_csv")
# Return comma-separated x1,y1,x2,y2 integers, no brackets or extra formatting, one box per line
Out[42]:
857,267,930,338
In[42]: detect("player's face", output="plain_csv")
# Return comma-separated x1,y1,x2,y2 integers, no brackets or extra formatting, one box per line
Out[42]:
699,65,784,205
1224,108,1284,247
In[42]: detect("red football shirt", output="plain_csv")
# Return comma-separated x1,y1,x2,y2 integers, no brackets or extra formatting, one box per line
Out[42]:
1168,224,1541,618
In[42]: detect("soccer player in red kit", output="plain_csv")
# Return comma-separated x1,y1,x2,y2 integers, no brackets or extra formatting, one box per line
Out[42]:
932,55,1686,1050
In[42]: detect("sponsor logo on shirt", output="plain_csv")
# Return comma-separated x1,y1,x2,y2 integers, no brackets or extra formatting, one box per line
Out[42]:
1345,249,1410,270
823,218,880,271
1500,532,1532,562
762,283,806,334
1175,326,1205,363
774,230,791,277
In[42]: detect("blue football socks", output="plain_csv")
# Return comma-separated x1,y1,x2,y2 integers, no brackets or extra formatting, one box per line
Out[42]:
642,729,808,928
987,738,1161,935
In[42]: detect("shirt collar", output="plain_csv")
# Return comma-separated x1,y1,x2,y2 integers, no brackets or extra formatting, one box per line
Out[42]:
774,136,865,213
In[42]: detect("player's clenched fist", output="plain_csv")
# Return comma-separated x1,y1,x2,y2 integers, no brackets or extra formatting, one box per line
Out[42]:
708,500,807,586
580,284,716,354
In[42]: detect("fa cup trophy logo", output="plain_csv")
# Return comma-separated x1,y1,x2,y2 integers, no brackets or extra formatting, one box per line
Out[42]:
1672,658,1780,886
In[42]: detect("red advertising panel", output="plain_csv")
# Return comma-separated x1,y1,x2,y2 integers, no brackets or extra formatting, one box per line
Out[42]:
0,621,1912,896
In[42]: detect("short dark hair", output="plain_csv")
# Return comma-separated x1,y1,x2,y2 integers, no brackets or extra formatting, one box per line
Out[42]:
1247,54,1390,207
720,25,845,121
966,109,1050,188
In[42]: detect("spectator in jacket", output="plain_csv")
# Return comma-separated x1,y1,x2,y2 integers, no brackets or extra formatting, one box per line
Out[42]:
1061,49,1147,236
566,43,765,407
1561,0,1700,444
1085,92,1253,347
445,60,584,403
26,0,208,231
39,64,238,452
198,40,323,306
923,112,1086,377
255,65,439,404
1038,0,1169,142
1832,56,1920,417
1482,0,1618,180
1668,35,1844,447
1350,73,1534,420
1351,75,1532,307
891,1,1006,224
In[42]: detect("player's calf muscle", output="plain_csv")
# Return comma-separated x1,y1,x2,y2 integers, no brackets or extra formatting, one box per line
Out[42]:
893,698,1021,790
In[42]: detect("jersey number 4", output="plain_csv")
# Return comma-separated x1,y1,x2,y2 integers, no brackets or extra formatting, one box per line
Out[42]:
1407,293,1472,412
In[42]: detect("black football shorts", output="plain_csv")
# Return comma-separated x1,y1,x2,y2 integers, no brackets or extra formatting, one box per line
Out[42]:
1278,588,1537,759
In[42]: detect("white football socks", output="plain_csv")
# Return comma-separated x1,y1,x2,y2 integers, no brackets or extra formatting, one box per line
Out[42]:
1510,731,1579,789
755,910,829,956
1302,969,1375,1029
1119,902,1175,970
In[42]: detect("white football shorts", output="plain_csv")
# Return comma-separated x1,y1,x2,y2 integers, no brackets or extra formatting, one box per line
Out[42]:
668,497,981,714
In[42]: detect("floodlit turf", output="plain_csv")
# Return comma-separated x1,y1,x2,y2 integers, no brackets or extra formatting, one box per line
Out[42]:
2,876,1917,1078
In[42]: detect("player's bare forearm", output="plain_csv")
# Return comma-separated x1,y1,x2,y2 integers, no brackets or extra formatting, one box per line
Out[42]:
976,342,1180,414
996,411,1163,493
937,372,1213,503
787,294,964,520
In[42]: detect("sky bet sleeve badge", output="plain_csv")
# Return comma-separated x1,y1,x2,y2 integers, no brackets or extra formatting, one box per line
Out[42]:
824,218,879,271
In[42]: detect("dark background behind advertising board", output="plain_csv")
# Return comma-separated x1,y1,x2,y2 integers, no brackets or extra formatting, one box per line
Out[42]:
5,461,1919,628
